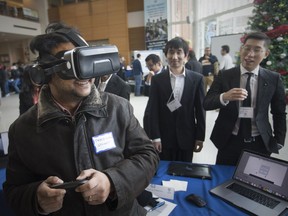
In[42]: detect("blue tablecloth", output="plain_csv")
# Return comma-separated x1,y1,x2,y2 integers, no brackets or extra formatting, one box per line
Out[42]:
0,168,14,216
0,161,249,216
152,160,248,216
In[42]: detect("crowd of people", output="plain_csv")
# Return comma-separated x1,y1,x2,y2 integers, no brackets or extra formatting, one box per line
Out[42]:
0,63,24,97
1,21,286,216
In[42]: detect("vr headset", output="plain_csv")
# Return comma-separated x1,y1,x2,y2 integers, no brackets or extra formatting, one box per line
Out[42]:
30,29,120,85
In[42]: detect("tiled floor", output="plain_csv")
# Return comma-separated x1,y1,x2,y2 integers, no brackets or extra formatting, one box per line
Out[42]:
0,93,287,164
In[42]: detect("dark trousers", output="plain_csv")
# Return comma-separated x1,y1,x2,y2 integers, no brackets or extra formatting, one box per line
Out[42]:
160,148,193,162
216,135,270,166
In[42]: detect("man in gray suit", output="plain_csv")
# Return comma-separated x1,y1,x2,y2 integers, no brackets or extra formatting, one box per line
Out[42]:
203,32,286,165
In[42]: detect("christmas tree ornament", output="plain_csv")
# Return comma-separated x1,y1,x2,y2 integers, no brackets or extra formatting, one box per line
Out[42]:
280,53,286,59
266,61,272,66
277,37,283,41
267,26,274,31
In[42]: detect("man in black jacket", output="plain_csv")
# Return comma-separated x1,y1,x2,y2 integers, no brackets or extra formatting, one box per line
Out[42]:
147,37,206,162
4,22,159,216
95,73,131,101
185,50,202,74
203,32,286,165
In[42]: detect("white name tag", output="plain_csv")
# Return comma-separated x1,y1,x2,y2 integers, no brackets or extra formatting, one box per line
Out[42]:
146,184,175,200
167,99,182,112
92,132,116,154
239,107,254,118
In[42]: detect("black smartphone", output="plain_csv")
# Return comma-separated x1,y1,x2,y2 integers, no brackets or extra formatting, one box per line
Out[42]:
50,179,88,190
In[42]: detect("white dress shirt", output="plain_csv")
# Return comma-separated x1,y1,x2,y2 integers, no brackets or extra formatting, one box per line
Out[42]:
219,53,234,70
169,69,186,102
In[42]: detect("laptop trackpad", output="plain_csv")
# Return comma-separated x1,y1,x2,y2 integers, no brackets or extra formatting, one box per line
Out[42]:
226,193,280,216
226,193,258,210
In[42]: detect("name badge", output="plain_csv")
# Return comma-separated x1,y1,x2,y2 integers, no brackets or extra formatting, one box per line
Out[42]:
92,132,116,154
239,107,253,118
167,99,182,112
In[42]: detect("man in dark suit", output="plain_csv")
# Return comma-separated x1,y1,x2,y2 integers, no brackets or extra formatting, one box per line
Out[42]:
96,73,130,101
203,32,286,165
185,50,202,74
147,37,206,162
143,54,164,137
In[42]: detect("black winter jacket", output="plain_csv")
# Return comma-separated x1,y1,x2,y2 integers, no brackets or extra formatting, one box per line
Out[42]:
4,85,159,216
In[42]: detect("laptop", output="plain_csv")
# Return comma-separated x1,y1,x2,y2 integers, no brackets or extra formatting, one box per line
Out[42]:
0,131,9,168
210,150,288,216
167,161,212,180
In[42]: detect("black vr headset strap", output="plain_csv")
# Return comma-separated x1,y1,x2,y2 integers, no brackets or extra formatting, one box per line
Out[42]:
44,61,71,76
54,29,88,47
29,60,71,86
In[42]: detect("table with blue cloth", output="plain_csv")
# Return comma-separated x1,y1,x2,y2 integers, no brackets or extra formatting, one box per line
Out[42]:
152,160,249,216
0,161,249,216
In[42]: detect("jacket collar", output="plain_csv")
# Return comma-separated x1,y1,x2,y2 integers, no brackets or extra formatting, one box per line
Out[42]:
37,84,108,126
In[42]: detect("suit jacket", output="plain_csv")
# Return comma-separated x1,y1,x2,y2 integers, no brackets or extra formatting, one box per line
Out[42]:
203,66,286,153
185,58,203,74
147,68,206,150
132,59,143,76
96,74,131,101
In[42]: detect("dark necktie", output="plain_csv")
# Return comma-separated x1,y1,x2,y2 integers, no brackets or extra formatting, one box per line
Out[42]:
239,72,253,138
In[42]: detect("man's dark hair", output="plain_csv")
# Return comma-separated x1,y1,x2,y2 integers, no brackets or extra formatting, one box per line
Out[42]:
221,45,230,53
243,32,271,49
145,54,161,64
136,53,141,58
30,22,81,64
188,50,196,60
163,37,189,56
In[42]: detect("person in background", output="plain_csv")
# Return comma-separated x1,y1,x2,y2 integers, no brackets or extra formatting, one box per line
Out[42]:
147,37,206,162
3,22,159,216
116,54,127,82
0,64,10,97
19,65,41,115
132,53,143,96
203,32,286,165
199,47,218,93
219,45,234,71
144,54,164,95
95,73,131,101
185,49,202,74
143,54,164,137
10,64,21,94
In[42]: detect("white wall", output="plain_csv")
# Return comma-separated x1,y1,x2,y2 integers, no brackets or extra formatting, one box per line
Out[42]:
0,15,41,36
127,11,144,28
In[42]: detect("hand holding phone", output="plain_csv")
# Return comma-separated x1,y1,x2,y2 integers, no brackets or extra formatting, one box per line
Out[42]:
50,179,88,190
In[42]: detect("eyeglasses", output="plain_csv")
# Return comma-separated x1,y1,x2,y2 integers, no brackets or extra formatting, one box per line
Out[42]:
242,46,264,55
146,64,155,69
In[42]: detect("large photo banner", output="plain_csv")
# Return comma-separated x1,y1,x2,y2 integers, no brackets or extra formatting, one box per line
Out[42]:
144,0,168,50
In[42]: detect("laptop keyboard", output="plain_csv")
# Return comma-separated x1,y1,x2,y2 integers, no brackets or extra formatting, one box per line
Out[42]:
227,183,280,209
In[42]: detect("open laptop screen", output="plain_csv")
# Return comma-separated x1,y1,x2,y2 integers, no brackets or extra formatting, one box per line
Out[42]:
234,151,288,201
0,131,8,157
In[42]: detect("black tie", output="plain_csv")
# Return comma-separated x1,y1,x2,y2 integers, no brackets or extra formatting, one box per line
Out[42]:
239,73,253,138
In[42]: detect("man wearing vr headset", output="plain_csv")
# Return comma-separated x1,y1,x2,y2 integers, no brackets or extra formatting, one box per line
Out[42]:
3,22,159,216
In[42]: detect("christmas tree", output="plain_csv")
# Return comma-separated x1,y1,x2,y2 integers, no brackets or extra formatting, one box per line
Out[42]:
247,0,288,89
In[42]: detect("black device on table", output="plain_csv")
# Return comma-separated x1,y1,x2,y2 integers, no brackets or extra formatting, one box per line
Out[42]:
186,193,207,207
167,161,212,180
50,179,88,190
